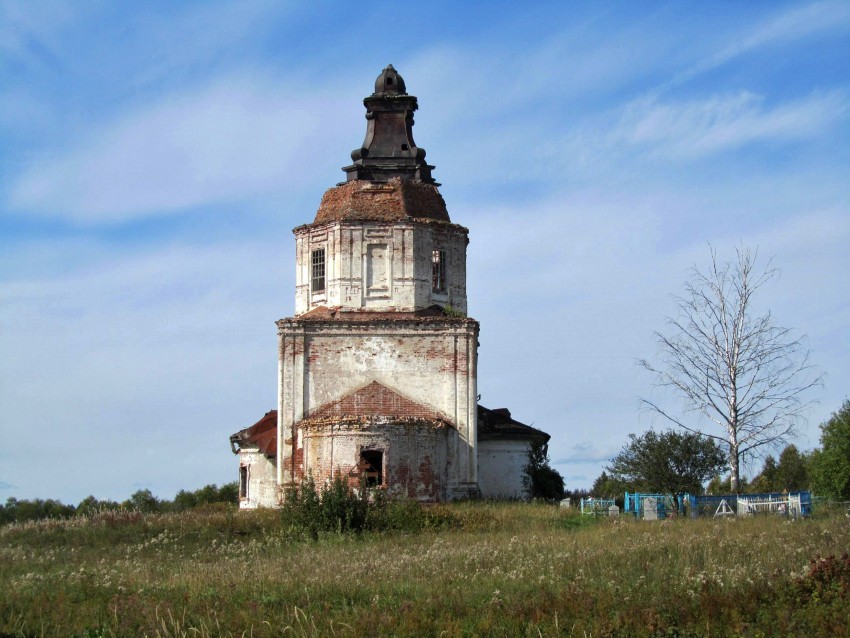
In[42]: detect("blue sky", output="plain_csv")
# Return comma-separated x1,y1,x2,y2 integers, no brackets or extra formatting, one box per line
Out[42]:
1,1,848,503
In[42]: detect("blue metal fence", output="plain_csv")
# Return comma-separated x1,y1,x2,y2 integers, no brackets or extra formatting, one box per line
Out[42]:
687,491,811,517
622,491,812,518
623,492,684,518
579,497,616,516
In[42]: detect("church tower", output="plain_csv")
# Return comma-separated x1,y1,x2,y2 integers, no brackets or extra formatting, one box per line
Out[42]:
276,65,480,501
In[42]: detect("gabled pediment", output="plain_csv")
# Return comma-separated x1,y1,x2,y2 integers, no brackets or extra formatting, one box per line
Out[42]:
305,381,454,427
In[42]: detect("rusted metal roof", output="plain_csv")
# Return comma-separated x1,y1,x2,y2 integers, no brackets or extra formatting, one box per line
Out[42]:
477,405,550,442
230,410,277,457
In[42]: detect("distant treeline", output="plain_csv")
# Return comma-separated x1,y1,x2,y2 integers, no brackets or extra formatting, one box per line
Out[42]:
0,482,238,525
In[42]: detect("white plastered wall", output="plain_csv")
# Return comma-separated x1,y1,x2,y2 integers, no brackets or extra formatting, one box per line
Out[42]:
238,448,278,509
477,439,533,500
293,221,468,315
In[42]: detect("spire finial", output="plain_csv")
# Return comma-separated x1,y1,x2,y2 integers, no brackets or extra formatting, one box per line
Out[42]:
344,66,436,184
373,64,407,96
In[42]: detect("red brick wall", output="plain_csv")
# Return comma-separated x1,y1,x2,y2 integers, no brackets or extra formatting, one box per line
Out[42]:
302,420,452,502
309,381,447,421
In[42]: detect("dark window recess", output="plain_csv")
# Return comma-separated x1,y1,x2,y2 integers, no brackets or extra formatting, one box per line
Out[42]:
360,450,383,487
239,466,248,499
432,249,446,293
311,248,326,292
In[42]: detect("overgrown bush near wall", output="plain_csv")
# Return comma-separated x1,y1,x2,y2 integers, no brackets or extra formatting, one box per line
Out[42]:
281,476,366,538
280,476,458,538
523,440,566,501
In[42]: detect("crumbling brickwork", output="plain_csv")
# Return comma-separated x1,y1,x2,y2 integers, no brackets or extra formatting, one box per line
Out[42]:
278,313,479,502
231,67,554,509
312,178,451,225
309,381,451,422
302,418,452,501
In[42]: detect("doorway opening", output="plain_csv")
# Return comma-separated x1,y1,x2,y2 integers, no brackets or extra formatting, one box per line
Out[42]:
359,450,384,487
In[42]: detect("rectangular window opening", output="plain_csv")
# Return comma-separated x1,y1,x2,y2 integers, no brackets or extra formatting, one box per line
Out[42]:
360,450,383,487
432,249,446,293
311,248,326,293
239,466,248,499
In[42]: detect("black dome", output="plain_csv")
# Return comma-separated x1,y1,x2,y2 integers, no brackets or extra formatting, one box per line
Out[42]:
373,64,407,96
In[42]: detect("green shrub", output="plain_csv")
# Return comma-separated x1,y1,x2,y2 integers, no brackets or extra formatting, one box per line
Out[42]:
319,475,369,533
280,477,454,537
0,496,76,524
523,440,566,500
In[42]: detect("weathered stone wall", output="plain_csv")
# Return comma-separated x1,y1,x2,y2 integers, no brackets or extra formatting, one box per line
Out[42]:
477,439,532,500
278,317,479,501
293,220,468,315
302,420,452,501
238,448,278,509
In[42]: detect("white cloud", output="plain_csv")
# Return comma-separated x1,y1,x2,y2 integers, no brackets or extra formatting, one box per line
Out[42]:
2,166,846,499
672,0,850,87
463,186,850,486
121,0,290,89
0,89,54,136
2,2,848,499
553,441,621,466
744,209,850,411
9,7,846,225
403,15,692,133
0,239,287,500
737,0,850,50
0,0,76,66
6,75,359,223
603,90,849,161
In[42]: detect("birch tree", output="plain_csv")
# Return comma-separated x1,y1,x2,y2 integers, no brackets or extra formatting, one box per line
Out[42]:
639,247,821,492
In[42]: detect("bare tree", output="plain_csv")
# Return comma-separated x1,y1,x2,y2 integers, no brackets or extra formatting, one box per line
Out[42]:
639,246,821,491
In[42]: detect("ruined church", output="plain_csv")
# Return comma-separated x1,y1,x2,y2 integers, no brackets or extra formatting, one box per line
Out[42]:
230,66,549,507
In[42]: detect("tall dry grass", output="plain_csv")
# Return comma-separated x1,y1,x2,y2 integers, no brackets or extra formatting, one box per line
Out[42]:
1,502,848,637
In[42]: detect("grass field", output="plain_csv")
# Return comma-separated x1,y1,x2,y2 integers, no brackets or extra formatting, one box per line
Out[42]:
1,502,849,637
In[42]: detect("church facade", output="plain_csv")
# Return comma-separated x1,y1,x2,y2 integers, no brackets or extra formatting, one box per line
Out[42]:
230,66,549,507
